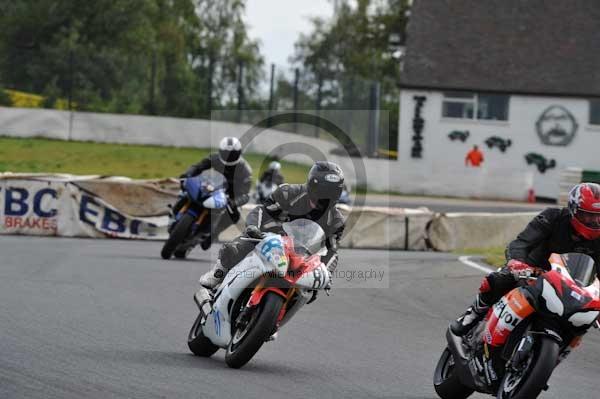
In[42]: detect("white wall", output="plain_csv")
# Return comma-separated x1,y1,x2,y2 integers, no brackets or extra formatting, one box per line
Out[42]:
397,90,600,200
0,107,339,167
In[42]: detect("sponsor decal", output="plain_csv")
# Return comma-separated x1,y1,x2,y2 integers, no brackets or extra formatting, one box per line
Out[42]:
214,309,222,336
1,186,58,233
324,174,341,183
0,181,160,239
79,194,158,236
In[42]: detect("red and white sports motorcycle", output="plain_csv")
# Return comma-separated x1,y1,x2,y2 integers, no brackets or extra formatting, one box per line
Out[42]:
434,253,600,399
187,219,331,369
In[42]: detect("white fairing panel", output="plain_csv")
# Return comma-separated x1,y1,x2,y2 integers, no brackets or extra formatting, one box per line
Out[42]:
568,311,600,327
295,264,330,290
542,279,565,316
201,250,280,347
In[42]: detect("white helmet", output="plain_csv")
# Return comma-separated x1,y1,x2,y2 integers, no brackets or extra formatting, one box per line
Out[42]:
268,161,281,171
218,137,242,165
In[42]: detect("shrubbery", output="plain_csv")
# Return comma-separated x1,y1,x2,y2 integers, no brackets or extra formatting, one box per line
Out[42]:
0,88,12,106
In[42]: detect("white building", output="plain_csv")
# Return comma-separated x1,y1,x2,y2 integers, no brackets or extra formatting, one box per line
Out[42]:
396,0,600,201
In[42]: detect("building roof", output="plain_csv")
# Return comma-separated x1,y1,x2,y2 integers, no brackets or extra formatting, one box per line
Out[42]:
400,0,600,97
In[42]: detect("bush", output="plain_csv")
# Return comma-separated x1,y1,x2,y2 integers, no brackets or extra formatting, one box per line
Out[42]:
42,79,61,109
0,88,12,106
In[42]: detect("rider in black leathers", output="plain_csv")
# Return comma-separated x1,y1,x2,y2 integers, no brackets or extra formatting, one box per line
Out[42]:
259,161,285,186
451,182,600,336
199,161,346,289
174,137,252,249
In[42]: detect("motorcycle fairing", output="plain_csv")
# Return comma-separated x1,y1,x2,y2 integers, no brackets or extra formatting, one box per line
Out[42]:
204,248,283,347
202,189,227,209
485,288,535,347
257,235,289,276
529,263,600,332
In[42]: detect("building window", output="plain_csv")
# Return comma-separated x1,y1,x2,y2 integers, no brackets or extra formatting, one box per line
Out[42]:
590,100,600,125
442,92,509,121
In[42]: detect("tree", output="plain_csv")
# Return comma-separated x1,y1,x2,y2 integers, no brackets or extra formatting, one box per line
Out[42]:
0,0,265,118
289,0,410,152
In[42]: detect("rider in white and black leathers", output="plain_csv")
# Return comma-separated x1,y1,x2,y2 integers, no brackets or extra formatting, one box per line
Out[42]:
175,137,252,249
199,161,346,290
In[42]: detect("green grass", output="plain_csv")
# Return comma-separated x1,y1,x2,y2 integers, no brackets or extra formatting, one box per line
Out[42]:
457,247,507,268
0,137,310,183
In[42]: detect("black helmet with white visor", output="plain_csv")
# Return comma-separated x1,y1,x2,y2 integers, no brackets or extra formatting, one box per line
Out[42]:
218,137,242,165
307,161,344,208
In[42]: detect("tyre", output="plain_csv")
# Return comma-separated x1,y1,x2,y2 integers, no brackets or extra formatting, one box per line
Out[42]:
161,213,195,259
225,292,284,369
433,348,474,399
497,337,559,399
188,313,219,357
174,246,192,259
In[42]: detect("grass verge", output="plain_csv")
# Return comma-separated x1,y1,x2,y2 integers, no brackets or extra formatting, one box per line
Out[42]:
0,136,310,183
456,247,506,268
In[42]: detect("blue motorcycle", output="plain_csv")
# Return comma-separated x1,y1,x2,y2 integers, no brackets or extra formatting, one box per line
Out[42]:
161,171,228,259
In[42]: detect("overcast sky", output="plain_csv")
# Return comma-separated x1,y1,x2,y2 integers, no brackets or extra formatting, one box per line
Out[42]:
245,0,333,69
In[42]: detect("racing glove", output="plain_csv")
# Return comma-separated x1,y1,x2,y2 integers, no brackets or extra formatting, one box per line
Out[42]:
507,259,542,280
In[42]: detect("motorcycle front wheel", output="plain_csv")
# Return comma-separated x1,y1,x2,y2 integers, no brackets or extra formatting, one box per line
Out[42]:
225,292,284,369
161,213,194,259
188,313,219,357
497,336,559,399
433,347,474,399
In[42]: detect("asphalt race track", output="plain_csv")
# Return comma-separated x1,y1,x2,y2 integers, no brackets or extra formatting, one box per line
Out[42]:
2,236,600,399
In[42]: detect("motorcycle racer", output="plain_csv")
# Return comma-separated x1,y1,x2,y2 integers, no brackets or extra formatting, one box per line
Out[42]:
173,137,252,250
451,182,600,336
199,161,346,291
259,161,284,186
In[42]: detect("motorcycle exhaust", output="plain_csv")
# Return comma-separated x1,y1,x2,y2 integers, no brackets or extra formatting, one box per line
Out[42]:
445,327,477,389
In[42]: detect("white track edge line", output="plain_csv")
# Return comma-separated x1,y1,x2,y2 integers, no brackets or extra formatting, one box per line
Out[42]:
458,256,494,274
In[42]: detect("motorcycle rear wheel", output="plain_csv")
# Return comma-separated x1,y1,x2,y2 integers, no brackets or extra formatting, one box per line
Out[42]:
161,213,194,259
497,336,559,399
433,347,474,399
188,313,219,357
225,292,284,369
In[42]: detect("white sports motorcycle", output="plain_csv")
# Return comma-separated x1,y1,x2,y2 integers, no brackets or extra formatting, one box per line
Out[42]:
188,219,331,368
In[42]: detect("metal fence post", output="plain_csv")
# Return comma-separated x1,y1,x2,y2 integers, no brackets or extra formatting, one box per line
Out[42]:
367,81,381,157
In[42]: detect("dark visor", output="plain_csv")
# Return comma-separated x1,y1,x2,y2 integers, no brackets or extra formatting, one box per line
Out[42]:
576,209,600,229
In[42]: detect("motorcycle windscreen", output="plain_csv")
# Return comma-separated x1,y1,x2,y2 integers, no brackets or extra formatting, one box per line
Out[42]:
282,219,326,256
185,171,227,202
199,170,227,191
561,253,597,287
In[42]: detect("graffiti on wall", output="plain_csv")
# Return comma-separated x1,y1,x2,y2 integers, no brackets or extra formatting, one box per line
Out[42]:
411,96,426,158
536,105,578,146
525,152,556,173
484,136,512,152
448,130,469,142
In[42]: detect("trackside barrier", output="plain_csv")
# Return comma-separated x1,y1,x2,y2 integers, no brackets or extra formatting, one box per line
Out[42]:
427,212,538,252
0,174,433,250
0,174,172,239
0,174,543,251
